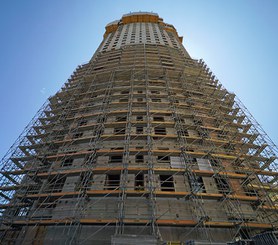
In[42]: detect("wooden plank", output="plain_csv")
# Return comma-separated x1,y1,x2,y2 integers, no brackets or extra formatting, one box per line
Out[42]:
204,221,234,228
157,219,197,226
19,191,81,199
87,190,121,196
196,193,222,200
259,205,278,211
9,218,273,229
227,194,258,201
242,222,273,229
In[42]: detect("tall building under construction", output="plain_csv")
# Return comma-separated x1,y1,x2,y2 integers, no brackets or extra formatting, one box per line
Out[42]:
0,12,277,244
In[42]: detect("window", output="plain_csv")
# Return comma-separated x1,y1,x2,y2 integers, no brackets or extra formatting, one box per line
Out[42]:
135,155,144,163
105,174,120,190
160,175,175,192
152,98,161,102
78,119,87,126
110,155,123,163
151,91,160,94
114,128,125,135
61,158,73,167
97,117,106,123
137,98,143,102
137,116,143,121
244,188,259,197
73,132,83,139
153,116,164,122
215,177,230,194
178,129,189,136
17,207,30,217
116,116,127,122
210,159,221,167
154,127,166,135
157,156,170,162
119,98,128,102
44,176,66,193
189,176,206,193
136,127,143,134
137,90,143,94
135,174,144,190
121,91,129,94
190,157,197,164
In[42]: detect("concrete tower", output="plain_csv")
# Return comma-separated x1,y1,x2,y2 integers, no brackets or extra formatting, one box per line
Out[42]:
0,12,277,244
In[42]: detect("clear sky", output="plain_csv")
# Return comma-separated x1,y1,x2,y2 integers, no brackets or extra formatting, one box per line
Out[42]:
0,0,277,159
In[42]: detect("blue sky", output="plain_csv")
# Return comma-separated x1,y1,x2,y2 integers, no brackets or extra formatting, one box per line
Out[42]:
0,0,277,158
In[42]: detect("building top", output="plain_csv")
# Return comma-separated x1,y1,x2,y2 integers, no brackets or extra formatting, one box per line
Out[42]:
101,12,184,53
105,12,180,38
122,11,159,18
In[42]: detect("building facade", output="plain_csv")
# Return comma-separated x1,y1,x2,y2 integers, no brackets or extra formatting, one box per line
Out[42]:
0,12,277,244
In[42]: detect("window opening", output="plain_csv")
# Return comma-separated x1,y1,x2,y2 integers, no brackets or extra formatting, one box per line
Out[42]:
105,174,120,190
160,175,175,192
152,98,161,102
135,174,144,190
73,132,83,139
155,127,166,135
116,116,127,122
110,155,123,163
153,116,164,122
215,177,230,194
136,155,144,163
114,128,125,135
157,156,170,162
136,127,143,134
189,176,206,193
61,158,73,167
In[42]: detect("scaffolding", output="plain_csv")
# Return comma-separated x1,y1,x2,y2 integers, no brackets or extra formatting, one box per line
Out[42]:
0,18,278,244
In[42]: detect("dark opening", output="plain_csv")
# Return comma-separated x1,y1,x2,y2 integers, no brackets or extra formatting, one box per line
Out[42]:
110,155,123,163
61,158,73,167
116,116,127,122
160,175,175,191
157,156,170,162
136,127,143,134
73,132,83,139
114,128,125,134
45,176,66,193
189,176,206,193
154,127,166,135
215,177,230,194
78,119,87,126
136,155,144,163
152,98,161,102
105,174,120,190
153,116,164,122
135,174,144,190
210,159,220,167
97,117,106,123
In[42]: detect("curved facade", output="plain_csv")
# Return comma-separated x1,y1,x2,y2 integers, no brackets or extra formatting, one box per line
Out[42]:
100,12,184,52
0,12,278,244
